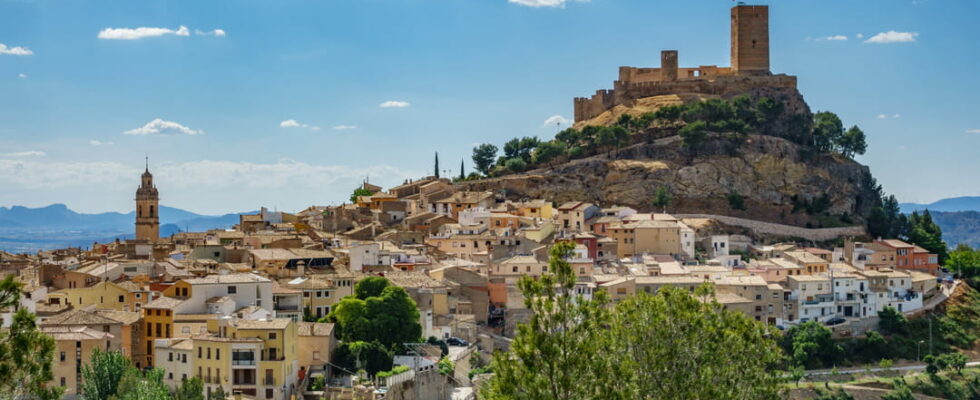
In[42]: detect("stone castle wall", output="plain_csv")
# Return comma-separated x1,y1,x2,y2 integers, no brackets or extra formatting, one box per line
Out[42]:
574,74,797,122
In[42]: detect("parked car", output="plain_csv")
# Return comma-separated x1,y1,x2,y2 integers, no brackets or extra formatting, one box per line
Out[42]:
824,317,846,326
446,337,469,346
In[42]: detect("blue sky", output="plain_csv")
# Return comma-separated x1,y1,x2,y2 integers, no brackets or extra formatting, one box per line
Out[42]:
1,0,978,214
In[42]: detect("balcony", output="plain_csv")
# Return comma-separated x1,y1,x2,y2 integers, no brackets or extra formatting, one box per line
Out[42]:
274,304,299,311
232,359,256,366
264,377,275,385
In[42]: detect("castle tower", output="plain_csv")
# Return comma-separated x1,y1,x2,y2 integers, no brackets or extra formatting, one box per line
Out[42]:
731,4,770,75
135,158,160,242
660,50,678,81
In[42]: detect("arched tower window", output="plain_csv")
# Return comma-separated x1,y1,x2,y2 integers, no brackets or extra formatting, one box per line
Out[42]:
138,206,142,217
150,205,155,217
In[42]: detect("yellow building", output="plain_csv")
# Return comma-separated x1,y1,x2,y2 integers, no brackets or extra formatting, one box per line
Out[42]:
141,296,183,367
43,326,114,397
195,317,300,400
49,281,135,311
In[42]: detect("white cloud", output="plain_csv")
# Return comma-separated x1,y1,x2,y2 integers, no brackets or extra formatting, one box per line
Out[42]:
333,125,357,130
966,129,980,134
89,140,114,146
542,115,571,127
195,29,226,37
865,31,918,44
877,114,888,119
124,119,204,136
0,158,422,214
856,33,865,39
18,73,27,79
877,114,902,119
97,25,193,40
818,35,848,41
0,43,33,56
3,151,45,157
508,0,589,8
280,119,320,131
379,100,410,108
893,113,901,118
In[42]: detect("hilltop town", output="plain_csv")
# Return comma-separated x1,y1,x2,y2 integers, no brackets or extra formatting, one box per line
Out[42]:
0,155,954,399
0,4,973,400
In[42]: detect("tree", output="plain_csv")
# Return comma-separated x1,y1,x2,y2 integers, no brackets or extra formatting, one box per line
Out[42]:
483,242,783,400
505,158,526,173
0,275,63,400
596,126,629,154
652,187,671,211
459,159,465,180
679,120,708,151
482,241,618,400
504,136,539,162
332,341,393,377
755,97,783,129
555,128,583,147
80,350,133,400
174,377,205,400
113,368,170,400
611,285,783,399
728,190,747,211
947,244,980,278
532,140,567,166
472,144,499,175
210,385,227,400
354,276,390,300
840,125,867,158
881,379,915,400
878,307,909,335
813,111,844,153
780,321,843,369
434,152,441,178
350,187,374,203
327,278,421,351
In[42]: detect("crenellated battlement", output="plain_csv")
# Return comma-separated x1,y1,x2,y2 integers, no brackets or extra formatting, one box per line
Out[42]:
573,4,792,122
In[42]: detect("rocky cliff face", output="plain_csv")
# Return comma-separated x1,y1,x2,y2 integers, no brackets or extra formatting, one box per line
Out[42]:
458,133,877,229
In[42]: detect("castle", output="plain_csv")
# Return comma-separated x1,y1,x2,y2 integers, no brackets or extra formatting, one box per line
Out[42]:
573,4,797,122
135,159,160,242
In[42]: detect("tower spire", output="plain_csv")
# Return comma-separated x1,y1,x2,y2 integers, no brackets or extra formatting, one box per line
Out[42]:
145,154,149,172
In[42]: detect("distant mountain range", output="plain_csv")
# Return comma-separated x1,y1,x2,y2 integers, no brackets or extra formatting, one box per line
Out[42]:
900,196,980,214
897,197,980,249
0,204,253,253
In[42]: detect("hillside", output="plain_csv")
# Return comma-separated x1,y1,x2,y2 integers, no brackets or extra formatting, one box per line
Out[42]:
931,211,980,248
460,89,879,231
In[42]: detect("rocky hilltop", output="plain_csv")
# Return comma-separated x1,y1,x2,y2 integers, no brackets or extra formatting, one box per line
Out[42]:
460,88,879,230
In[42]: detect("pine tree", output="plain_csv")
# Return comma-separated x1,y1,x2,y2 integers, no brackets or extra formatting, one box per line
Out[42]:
459,159,465,180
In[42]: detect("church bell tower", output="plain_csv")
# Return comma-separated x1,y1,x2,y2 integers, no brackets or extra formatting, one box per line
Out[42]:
135,157,160,242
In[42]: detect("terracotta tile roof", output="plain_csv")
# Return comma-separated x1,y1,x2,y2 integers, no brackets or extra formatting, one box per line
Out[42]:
42,326,114,341
42,309,121,326
144,296,184,310
296,322,334,337
234,318,291,330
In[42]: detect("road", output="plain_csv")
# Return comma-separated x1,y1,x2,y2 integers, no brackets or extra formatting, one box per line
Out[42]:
804,361,980,376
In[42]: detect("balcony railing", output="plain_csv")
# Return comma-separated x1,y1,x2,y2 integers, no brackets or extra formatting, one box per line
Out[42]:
232,359,256,366
274,304,299,311
264,377,275,385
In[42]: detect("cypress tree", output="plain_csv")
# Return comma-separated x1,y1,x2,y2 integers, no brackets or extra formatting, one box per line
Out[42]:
434,152,440,178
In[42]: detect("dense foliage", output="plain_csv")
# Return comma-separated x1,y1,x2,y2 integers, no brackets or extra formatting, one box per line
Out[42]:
325,277,421,376
349,187,374,203
0,275,63,400
80,349,204,400
481,241,783,399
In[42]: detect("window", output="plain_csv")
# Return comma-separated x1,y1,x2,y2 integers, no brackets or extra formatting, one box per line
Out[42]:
266,389,274,399
227,286,237,294
118,295,125,303
313,351,320,360
60,352,66,361
216,349,220,360
168,352,173,362
198,347,202,358
60,378,65,386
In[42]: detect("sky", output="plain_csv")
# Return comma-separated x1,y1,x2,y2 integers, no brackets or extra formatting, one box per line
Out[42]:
1,0,978,215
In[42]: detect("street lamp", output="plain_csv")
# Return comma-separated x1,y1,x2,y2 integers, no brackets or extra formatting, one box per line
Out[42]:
916,340,925,362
